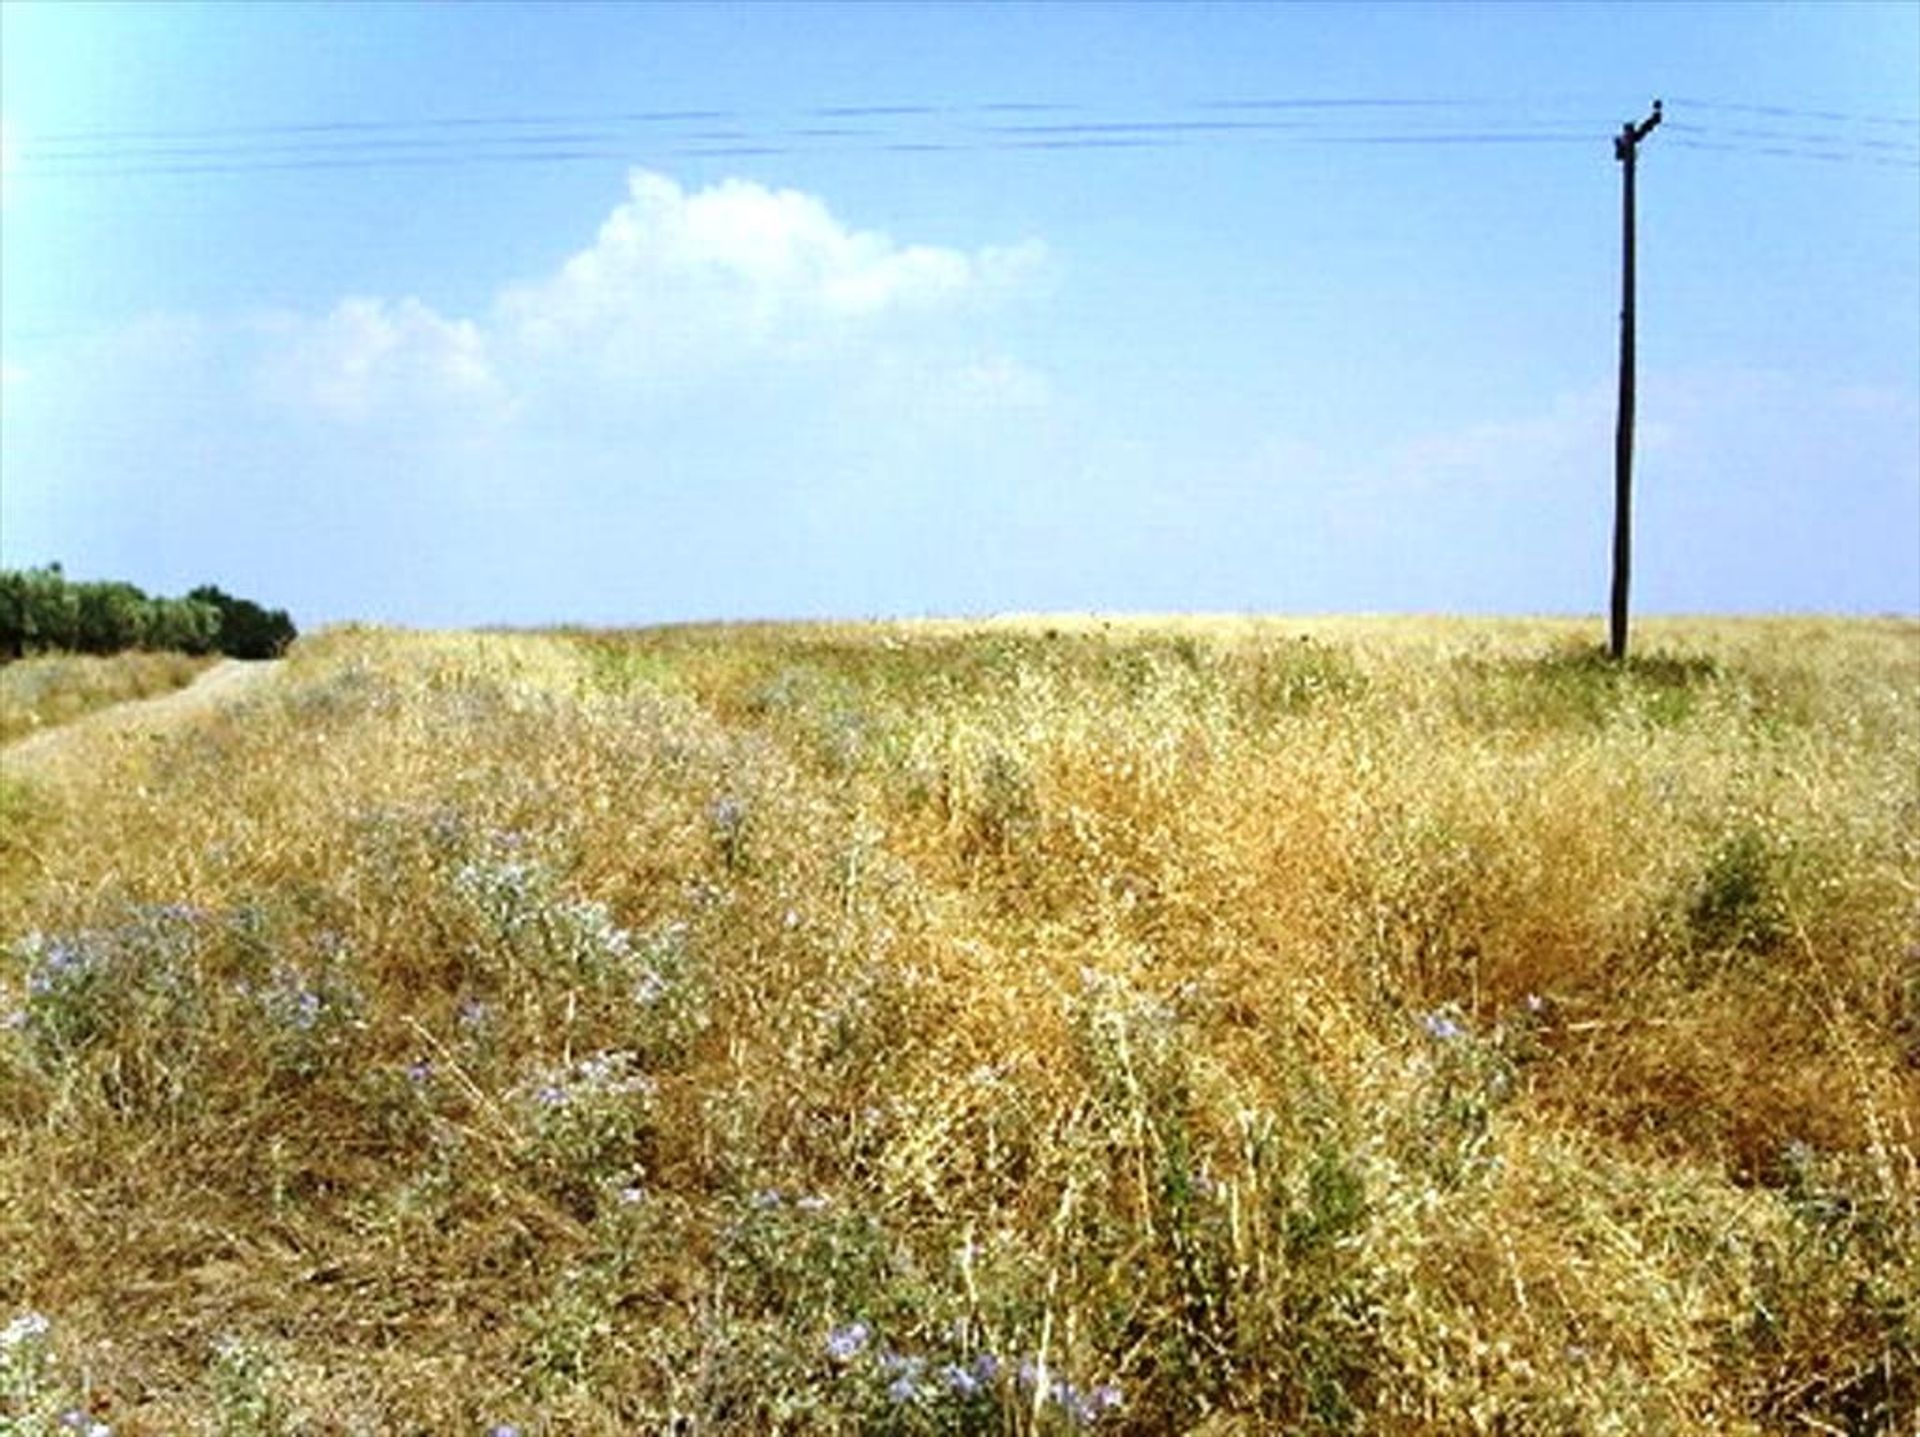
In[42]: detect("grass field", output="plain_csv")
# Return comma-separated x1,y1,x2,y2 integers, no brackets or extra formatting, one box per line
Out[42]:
0,651,216,746
2,617,1915,1434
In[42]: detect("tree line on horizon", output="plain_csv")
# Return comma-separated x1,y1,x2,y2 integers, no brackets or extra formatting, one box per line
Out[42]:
0,564,297,661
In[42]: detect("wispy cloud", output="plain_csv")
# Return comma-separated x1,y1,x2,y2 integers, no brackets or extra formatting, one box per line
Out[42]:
258,297,504,424
254,170,1046,423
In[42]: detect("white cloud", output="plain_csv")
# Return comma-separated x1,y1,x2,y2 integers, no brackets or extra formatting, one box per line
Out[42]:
495,171,1042,379
0,360,26,387
1381,385,1615,491
254,170,1044,425
256,296,505,425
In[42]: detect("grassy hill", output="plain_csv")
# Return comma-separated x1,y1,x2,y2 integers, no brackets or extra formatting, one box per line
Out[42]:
2,617,1915,1433
0,651,216,746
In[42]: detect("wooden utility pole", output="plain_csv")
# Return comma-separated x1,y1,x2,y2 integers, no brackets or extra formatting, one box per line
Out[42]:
1610,98,1662,662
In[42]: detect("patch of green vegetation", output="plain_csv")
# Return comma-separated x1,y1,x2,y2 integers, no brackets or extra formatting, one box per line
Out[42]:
1685,827,1790,961
1455,642,1721,731
571,632,688,697
1237,636,1370,719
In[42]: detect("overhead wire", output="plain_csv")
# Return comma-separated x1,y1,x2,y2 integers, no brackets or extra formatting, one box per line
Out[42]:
11,96,1918,178
14,94,1515,145
1664,94,1920,128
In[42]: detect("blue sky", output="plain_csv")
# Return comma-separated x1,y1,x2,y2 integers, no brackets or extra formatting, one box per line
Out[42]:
2,1,1916,627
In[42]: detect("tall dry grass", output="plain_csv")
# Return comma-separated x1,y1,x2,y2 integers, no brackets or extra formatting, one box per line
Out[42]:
0,651,216,746
2,617,1915,1433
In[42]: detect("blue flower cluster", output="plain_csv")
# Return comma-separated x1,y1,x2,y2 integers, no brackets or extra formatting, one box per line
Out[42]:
10,902,209,1053
519,1049,657,1117
1421,1010,1466,1042
3,1310,114,1435
20,932,111,1006
259,965,328,1033
822,1321,1123,1427
452,847,684,1002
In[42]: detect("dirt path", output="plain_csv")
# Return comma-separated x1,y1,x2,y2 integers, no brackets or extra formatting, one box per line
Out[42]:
1,659,284,780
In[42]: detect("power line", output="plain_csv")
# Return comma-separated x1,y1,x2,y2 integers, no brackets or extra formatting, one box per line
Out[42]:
1668,121,1919,154
1669,138,1920,170
6,94,1631,167
1665,95,1920,128
19,137,1909,178
11,96,1917,179
14,95,1530,146
18,109,745,144
22,93,1914,149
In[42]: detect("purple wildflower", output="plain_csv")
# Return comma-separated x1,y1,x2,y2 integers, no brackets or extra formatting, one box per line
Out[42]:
825,1320,870,1362
1421,1011,1465,1042
879,1351,923,1379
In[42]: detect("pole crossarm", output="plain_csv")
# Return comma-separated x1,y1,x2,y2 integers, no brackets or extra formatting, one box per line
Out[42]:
1618,99,1665,158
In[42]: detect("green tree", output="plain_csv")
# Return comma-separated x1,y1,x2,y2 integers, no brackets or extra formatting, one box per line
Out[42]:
187,585,298,660
0,569,28,658
0,567,292,661
74,581,152,655
144,597,222,655
15,565,81,654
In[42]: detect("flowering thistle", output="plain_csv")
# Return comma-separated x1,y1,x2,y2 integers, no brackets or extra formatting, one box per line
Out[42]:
1421,1010,1466,1042
938,1361,980,1397
886,1373,919,1404
825,1320,870,1362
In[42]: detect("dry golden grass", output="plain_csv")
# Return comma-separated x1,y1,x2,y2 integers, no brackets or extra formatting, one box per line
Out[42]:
1,616,1915,1434
0,651,216,746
